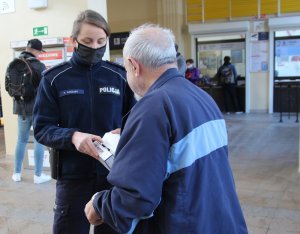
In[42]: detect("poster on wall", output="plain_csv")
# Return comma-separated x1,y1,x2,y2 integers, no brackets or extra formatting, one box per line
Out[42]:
197,41,245,78
250,41,268,72
231,50,243,63
198,51,221,77
0,0,15,14
250,32,269,72
109,32,129,50
275,38,300,77
38,49,65,68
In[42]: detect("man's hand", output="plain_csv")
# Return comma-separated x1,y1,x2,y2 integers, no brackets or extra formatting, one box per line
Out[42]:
72,131,102,160
84,199,103,226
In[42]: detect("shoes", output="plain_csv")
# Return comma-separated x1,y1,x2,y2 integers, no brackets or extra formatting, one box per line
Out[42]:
235,111,243,114
12,173,21,182
34,173,51,184
226,112,231,115
13,173,51,183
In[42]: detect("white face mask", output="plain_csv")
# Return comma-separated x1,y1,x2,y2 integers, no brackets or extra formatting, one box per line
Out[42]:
187,64,193,69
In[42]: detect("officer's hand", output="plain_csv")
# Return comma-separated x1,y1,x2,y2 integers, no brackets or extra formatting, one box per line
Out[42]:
110,128,121,134
72,131,102,160
84,199,103,226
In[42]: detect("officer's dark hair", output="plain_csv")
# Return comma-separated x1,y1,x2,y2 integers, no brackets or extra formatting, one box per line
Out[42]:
71,9,111,39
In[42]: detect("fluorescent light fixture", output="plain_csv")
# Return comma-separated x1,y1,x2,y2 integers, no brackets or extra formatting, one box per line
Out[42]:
28,0,48,9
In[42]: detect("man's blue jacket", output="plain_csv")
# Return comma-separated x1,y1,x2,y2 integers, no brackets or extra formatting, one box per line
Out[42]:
93,68,248,233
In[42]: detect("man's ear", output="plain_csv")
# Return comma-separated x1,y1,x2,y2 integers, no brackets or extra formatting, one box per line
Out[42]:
128,58,140,77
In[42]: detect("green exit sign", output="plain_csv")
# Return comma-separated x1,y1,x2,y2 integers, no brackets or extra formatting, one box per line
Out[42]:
33,26,48,36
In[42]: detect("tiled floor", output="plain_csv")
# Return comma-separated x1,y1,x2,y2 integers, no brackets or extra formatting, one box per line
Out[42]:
227,113,300,234
0,113,299,234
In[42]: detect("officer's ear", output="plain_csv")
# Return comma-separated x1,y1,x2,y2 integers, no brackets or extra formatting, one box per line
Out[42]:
70,37,77,48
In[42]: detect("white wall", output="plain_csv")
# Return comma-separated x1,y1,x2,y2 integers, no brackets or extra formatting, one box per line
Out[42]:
1,0,185,155
0,0,87,155
107,0,188,65
250,72,269,112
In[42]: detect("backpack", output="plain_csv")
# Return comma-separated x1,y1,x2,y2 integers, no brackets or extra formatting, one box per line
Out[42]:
5,57,39,101
220,65,234,84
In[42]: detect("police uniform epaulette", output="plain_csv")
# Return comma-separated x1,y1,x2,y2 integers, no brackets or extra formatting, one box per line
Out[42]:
105,60,125,71
43,61,70,76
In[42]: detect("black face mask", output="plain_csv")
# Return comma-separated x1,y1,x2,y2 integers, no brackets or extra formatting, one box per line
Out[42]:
75,41,106,65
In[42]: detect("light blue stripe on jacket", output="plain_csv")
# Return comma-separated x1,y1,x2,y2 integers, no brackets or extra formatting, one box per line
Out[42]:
167,119,227,174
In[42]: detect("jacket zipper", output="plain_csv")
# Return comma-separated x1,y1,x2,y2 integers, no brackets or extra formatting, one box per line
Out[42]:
89,64,95,131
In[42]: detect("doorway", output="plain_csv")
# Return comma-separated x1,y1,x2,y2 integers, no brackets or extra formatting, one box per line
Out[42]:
196,35,246,112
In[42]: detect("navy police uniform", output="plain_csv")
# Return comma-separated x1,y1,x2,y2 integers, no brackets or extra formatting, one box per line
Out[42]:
33,51,135,234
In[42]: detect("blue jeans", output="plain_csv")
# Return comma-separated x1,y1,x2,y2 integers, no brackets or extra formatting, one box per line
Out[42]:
14,115,44,176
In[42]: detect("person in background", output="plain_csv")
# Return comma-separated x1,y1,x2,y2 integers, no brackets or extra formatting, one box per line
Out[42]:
217,56,242,114
84,24,248,234
185,58,200,85
6,39,51,184
33,10,135,234
175,43,186,76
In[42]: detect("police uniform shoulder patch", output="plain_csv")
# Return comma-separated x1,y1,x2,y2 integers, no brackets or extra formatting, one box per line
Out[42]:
102,60,126,81
105,60,126,71
43,61,70,76
42,61,72,83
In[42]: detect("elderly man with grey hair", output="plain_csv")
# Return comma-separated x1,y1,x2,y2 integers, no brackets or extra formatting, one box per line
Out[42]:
85,24,248,234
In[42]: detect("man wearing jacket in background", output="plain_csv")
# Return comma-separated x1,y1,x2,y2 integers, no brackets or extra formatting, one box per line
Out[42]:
85,24,248,234
217,56,242,114
6,39,51,184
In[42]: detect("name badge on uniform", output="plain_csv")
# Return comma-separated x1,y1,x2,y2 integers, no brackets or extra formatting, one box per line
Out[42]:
99,86,120,96
59,89,84,97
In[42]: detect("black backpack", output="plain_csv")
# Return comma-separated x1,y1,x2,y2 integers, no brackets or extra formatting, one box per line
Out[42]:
5,57,39,101
220,65,234,84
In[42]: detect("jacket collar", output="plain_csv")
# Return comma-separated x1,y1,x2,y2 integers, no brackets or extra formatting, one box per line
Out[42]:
147,68,180,94
19,51,36,59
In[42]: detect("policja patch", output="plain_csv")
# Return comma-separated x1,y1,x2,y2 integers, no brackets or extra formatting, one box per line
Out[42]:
99,86,120,96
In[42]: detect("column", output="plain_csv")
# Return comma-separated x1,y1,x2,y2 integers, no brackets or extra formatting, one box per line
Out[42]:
156,0,187,56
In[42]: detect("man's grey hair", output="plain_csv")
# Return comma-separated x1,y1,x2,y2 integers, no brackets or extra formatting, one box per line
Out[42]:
123,24,177,69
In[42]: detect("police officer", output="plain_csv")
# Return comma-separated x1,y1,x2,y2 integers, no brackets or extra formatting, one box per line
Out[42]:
33,9,135,234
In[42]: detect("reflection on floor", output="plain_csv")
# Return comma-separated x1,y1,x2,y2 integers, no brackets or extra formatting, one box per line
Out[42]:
0,113,299,234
